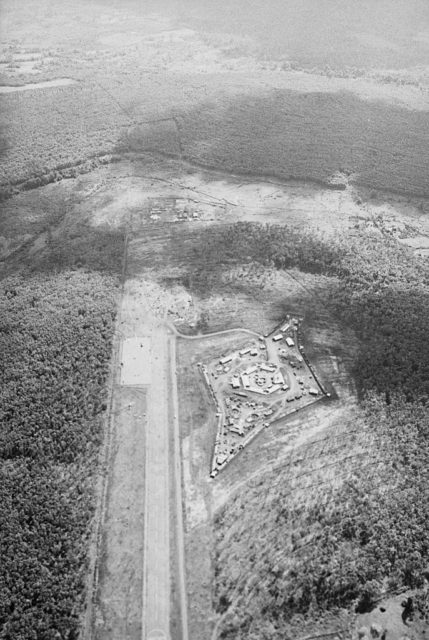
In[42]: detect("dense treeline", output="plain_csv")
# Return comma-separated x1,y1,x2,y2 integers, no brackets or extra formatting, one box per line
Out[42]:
198,222,429,637
179,90,429,197
184,221,429,399
0,272,118,639
180,222,343,294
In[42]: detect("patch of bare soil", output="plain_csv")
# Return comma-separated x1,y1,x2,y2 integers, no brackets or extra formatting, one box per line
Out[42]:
354,591,429,640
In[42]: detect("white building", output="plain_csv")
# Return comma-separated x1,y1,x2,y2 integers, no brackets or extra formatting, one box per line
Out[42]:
260,363,275,373
241,374,250,388
272,334,283,342
286,337,295,347
272,370,285,386
239,347,251,356
220,354,233,365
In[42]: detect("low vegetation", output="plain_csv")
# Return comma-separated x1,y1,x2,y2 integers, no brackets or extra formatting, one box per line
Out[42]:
184,222,429,637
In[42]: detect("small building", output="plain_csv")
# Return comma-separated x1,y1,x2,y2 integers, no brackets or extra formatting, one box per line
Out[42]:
241,374,250,388
220,355,233,365
231,377,240,389
250,348,258,356
239,347,251,356
229,425,244,436
272,334,283,342
280,323,290,332
309,387,319,396
286,337,295,347
246,365,258,375
266,384,281,394
260,363,275,373
216,454,228,466
272,371,285,386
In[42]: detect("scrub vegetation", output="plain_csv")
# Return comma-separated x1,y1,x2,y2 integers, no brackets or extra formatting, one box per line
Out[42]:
194,223,429,637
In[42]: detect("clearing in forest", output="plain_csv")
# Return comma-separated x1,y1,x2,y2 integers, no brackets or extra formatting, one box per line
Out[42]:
201,316,328,477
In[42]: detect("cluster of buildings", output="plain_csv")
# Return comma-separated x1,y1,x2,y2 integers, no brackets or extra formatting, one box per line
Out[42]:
148,197,201,222
199,317,326,477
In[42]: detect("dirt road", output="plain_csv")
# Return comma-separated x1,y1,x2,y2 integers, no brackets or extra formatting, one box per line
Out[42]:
142,327,171,640
92,276,188,640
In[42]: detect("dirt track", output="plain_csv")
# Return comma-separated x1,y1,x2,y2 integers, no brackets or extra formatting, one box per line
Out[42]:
92,275,188,640
142,327,171,639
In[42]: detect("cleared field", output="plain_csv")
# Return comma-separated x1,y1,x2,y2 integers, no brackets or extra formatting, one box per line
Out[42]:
120,337,152,386
94,386,146,640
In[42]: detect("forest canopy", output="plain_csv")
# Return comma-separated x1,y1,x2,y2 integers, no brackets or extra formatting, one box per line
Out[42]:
0,271,119,639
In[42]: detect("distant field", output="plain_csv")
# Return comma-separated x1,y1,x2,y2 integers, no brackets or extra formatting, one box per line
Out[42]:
0,0,428,197
182,0,429,70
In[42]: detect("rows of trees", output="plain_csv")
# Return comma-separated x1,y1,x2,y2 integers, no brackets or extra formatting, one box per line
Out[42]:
0,271,119,639
191,222,429,637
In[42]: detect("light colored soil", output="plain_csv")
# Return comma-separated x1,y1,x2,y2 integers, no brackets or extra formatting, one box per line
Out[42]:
0,78,76,92
120,337,152,386
355,591,429,640
142,328,171,640
94,385,146,640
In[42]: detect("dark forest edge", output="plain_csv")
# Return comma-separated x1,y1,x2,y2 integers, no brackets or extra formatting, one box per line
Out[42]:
0,228,123,640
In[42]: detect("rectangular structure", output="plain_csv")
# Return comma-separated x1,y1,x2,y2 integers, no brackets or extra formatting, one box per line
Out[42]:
120,337,152,386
